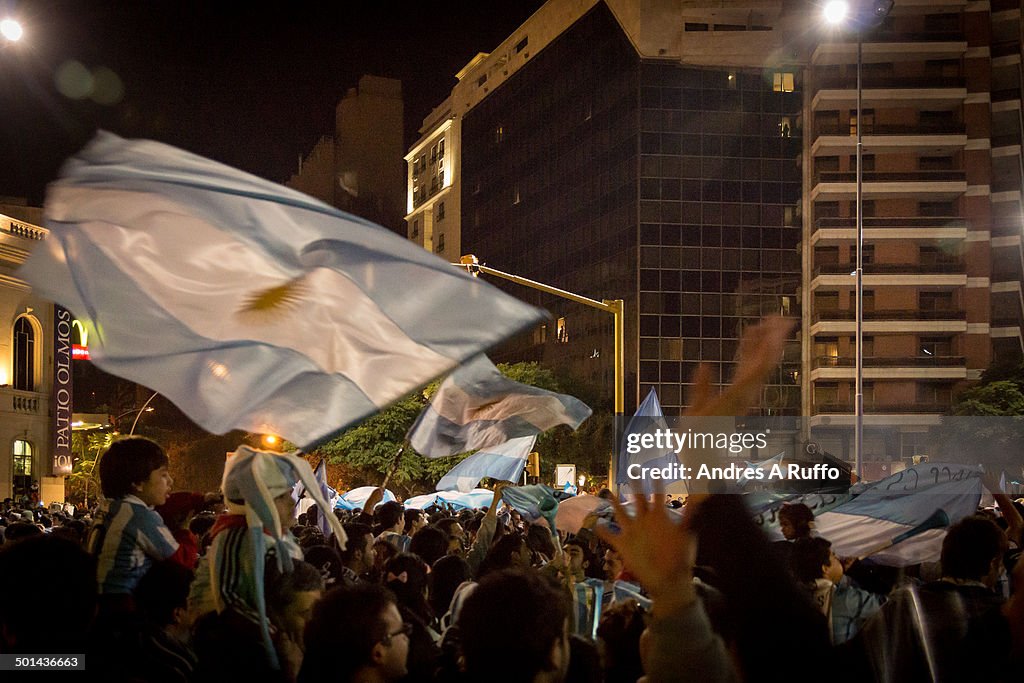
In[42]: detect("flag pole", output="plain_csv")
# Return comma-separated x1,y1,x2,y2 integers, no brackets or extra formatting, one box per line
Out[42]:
381,443,407,489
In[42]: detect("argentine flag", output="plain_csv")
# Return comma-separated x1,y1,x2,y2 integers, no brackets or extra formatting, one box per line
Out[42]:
408,355,591,458
19,133,545,448
436,436,535,493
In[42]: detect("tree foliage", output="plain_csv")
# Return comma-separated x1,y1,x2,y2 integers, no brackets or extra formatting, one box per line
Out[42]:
935,362,1024,469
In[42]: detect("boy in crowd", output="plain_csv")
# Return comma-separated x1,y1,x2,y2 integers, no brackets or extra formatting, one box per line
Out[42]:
94,437,185,611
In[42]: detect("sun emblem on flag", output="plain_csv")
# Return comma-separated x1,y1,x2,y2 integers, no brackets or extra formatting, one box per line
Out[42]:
238,275,307,322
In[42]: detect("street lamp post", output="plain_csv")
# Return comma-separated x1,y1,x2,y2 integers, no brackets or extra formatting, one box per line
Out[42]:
127,391,158,436
823,0,891,481
457,255,625,491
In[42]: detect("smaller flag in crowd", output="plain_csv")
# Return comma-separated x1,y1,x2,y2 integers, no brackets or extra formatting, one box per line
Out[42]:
436,436,536,493
408,354,591,458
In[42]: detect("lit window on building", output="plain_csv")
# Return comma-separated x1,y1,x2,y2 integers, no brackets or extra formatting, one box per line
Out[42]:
13,316,35,392
773,72,795,92
12,439,32,499
556,317,569,343
495,125,504,143
727,71,737,89
513,184,521,205
779,116,792,137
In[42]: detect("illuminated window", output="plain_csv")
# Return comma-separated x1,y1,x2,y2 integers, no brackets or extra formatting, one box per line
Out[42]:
513,184,521,205
438,138,445,159
495,125,504,143
13,316,35,391
556,317,569,343
773,72,795,92
779,116,792,138
727,71,737,89
12,440,32,499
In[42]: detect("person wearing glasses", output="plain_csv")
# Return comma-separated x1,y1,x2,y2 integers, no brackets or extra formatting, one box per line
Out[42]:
300,584,410,683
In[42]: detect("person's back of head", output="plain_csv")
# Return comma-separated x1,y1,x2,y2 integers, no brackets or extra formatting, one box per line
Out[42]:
3,521,42,542
477,533,528,579
304,544,344,588
384,553,430,621
409,526,447,566
0,535,96,652
375,501,404,535
596,601,645,683
135,559,194,627
940,515,1006,584
429,554,472,617
790,537,833,584
99,437,168,499
459,569,570,683
300,584,408,683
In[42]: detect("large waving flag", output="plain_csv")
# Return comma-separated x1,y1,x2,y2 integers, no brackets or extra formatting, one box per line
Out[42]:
19,133,546,448
436,436,535,493
408,354,591,458
814,462,982,565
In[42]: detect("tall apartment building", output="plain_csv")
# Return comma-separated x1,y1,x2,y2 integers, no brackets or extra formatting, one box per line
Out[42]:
407,0,1024,469
804,2,1024,465
288,75,406,233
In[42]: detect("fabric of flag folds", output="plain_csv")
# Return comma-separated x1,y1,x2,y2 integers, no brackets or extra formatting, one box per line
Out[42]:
408,354,591,458
435,436,535,493
19,133,545,448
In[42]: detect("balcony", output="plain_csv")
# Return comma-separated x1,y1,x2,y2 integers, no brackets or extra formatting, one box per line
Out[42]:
3,388,44,415
812,355,965,369
812,309,966,322
811,216,968,244
812,170,967,201
812,123,966,155
812,37,966,66
813,262,964,276
812,402,949,415
813,77,966,110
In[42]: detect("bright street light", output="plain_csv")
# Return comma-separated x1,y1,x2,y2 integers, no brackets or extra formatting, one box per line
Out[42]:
823,0,849,25
0,18,23,42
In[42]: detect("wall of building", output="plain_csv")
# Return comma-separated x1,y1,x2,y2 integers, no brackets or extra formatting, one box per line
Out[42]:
0,207,60,503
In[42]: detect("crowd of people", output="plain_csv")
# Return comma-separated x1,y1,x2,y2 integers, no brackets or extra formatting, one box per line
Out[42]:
0,438,1022,682
0,318,1022,681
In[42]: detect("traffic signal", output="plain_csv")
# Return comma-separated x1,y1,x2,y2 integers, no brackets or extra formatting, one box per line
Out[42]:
526,452,540,478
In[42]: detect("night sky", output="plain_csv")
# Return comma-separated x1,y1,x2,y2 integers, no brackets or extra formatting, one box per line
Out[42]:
0,0,547,204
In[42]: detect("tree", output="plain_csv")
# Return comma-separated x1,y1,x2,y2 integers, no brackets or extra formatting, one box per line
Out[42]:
934,364,1024,470
66,432,114,506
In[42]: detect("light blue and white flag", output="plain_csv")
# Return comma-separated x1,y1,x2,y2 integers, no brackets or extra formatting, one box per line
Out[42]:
19,133,546,449
814,462,982,566
408,355,591,458
404,492,442,510
313,459,338,540
437,488,498,510
617,389,682,495
335,486,397,511
501,484,560,532
436,436,535,493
